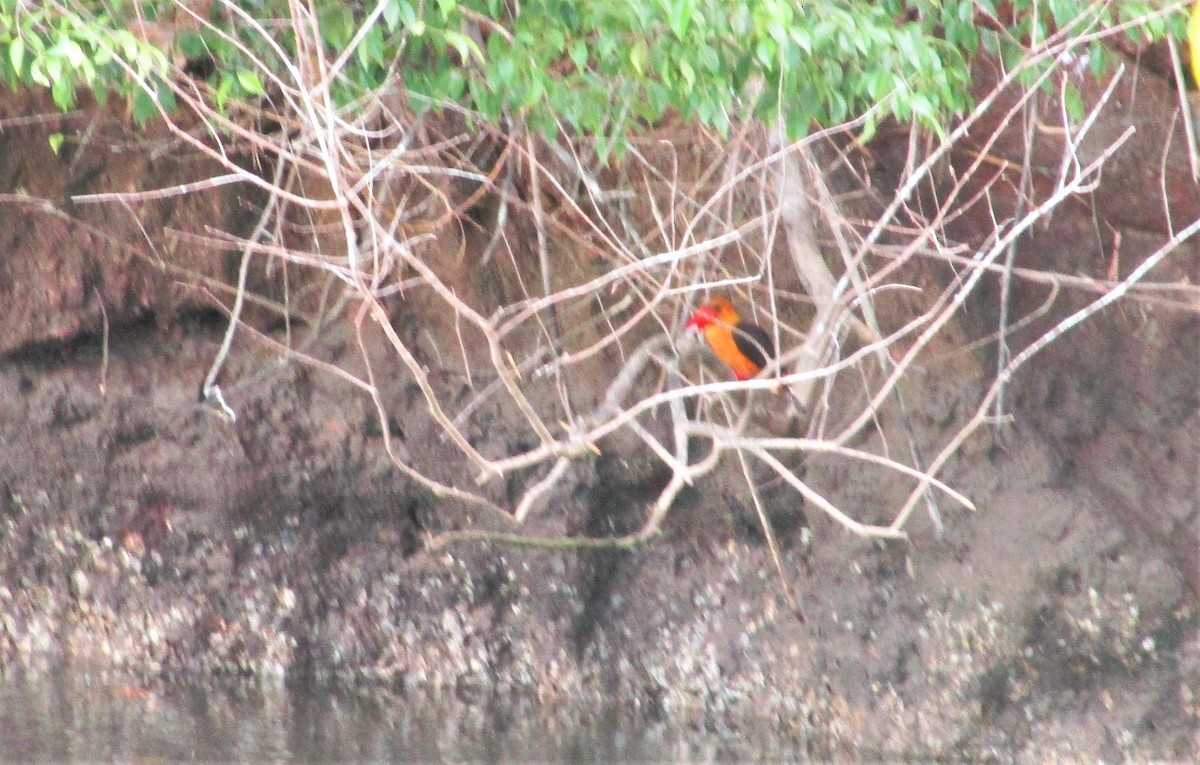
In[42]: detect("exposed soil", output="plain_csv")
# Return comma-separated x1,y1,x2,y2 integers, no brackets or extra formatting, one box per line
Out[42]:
1,66,1198,760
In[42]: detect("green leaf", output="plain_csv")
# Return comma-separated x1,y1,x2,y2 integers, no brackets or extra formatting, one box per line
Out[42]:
52,37,85,68
215,72,234,110
364,24,385,66
1062,85,1085,123
44,55,63,86
858,113,877,144
629,39,646,75
784,101,810,139
443,67,465,100
569,39,588,70
679,58,695,90
51,72,74,108
755,39,775,67
667,0,692,39
131,88,158,126
236,69,264,95
495,56,515,85
397,0,418,27
526,72,545,106
48,132,64,154
29,59,49,88
176,31,207,60
443,29,482,64
9,37,23,73
383,0,402,31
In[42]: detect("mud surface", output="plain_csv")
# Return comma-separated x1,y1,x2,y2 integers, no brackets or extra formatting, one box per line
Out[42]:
2,78,1199,759
3,309,1196,760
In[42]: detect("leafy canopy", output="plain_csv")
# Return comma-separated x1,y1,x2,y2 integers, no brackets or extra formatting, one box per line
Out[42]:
0,0,1187,153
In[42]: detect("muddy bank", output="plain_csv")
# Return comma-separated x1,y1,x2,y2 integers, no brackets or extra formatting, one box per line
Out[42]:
1,82,1198,759
2,318,1195,759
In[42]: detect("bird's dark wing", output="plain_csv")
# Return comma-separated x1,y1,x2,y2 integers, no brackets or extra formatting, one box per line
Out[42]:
732,322,775,372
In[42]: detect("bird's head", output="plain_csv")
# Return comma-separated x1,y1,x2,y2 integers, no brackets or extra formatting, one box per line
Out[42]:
684,296,739,332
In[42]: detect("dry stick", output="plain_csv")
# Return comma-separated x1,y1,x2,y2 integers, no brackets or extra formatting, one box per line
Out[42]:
72,173,255,205
494,226,749,338
992,6,1105,416
872,229,1200,316
96,288,109,398
942,280,1061,361
525,132,574,425
512,457,573,523
76,73,329,208
776,147,850,410
994,75,1039,425
811,152,947,531
493,134,628,276
887,364,943,533
438,338,718,547
626,419,688,474
836,127,1128,453
749,447,905,539
1161,109,1182,240
199,288,373,394
452,294,636,428
361,217,559,455
358,288,501,476
628,390,726,544
807,152,884,348
733,447,800,615
833,37,1085,342
593,334,675,419
674,111,877,253
511,328,701,539
291,18,524,475
483,319,926,480
780,147,941,540
831,65,1128,448
171,226,359,273
1165,35,1200,182
544,127,638,256
478,144,515,267
892,211,1200,532
198,157,289,420
504,334,674,523
350,299,512,516
66,114,99,177
645,335,699,541
606,348,742,543
313,0,392,97
302,129,557,465
712,432,974,512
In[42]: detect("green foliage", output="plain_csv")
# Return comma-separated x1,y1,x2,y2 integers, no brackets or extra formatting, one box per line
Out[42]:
0,0,169,119
0,0,1188,153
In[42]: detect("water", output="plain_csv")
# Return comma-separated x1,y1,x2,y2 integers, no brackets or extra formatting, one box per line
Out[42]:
0,668,769,762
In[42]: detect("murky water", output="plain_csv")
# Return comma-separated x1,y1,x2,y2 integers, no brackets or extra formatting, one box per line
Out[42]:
0,668,790,762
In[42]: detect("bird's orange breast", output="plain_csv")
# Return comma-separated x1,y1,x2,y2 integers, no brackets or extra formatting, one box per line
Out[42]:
703,324,765,380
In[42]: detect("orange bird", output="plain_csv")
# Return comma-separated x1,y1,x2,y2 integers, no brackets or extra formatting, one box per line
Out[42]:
685,296,777,380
